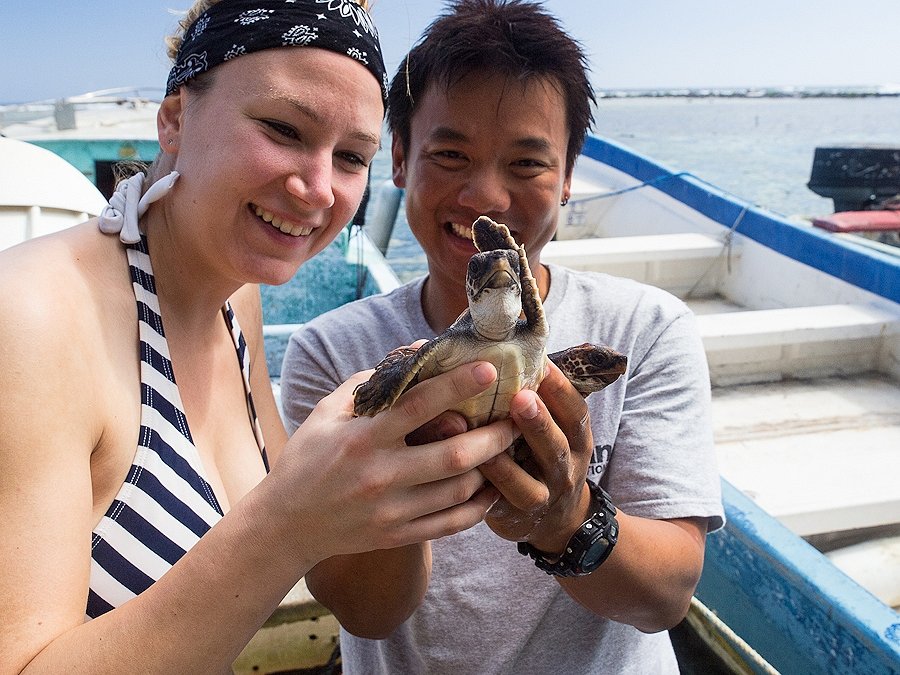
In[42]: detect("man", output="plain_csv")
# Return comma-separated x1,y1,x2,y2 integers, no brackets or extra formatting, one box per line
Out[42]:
281,1,724,672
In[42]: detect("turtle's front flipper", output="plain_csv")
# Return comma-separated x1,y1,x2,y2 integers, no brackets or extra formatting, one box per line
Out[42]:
549,343,628,397
472,216,517,252
353,343,435,417
515,240,545,337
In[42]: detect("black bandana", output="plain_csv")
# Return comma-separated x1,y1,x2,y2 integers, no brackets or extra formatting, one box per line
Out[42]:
166,0,387,104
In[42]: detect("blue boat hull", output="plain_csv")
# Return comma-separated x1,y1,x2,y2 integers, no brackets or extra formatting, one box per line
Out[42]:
581,135,900,674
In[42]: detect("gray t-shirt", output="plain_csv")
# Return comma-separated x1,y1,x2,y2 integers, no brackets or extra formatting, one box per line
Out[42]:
281,264,724,675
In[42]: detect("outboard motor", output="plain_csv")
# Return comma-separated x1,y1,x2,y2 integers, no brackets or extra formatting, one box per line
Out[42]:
807,146,900,212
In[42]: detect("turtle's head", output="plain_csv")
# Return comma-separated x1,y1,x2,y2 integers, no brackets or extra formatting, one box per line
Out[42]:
466,249,522,340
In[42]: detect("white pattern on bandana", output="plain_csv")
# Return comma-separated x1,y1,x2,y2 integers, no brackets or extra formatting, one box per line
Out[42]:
166,0,387,103
235,9,275,25
282,25,318,46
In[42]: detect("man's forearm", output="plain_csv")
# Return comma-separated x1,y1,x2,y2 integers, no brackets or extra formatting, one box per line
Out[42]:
557,514,707,633
305,544,431,638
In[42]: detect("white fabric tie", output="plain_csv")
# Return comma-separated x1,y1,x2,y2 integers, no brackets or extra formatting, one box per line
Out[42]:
98,171,180,244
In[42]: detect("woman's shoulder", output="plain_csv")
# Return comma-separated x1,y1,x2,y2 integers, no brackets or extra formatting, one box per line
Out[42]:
0,222,130,342
0,224,137,453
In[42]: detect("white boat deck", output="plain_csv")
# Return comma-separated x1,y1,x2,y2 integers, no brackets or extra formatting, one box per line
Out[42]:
710,373,900,537
547,230,900,554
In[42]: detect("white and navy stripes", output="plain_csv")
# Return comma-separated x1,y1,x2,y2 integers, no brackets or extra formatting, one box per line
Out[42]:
87,236,267,618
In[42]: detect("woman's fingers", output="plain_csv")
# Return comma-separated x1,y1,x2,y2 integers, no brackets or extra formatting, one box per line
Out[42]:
397,481,501,546
381,361,498,437
401,417,516,485
288,362,516,550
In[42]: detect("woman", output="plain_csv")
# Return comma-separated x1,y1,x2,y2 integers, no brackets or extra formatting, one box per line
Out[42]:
0,1,514,671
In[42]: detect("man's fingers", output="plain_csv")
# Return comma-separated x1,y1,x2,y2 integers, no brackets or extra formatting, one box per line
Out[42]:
508,387,573,484
528,364,594,465
478,450,549,512
405,411,469,446
536,363,592,453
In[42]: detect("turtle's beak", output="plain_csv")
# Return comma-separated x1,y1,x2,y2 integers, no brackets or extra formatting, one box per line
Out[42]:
467,249,521,296
479,267,517,293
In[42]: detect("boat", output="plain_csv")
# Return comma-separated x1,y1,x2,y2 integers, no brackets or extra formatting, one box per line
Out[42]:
0,89,163,199
542,137,900,673
7,110,900,671
363,137,900,673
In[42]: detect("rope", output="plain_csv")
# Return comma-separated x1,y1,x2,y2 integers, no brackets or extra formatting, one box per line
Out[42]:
684,204,749,298
687,597,781,675
566,168,767,300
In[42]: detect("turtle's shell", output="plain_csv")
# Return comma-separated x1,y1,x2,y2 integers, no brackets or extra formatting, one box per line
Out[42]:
352,216,627,425
416,326,546,428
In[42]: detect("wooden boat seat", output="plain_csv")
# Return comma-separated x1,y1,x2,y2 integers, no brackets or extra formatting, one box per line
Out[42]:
542,232,736,298
697,303,900,386
234,579,337,674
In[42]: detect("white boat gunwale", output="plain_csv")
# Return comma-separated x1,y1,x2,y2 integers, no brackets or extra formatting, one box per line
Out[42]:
579,135,900,674
580,135,900,306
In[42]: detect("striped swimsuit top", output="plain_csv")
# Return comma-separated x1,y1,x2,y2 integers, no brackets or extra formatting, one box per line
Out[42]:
87,236,269,618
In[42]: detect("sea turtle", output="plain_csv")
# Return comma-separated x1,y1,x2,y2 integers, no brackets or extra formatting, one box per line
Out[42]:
353,216,627,430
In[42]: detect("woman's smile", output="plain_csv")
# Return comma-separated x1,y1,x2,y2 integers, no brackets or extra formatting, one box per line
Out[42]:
252,204,315,237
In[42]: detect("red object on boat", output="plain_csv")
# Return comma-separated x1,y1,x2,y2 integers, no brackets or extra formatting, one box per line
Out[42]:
812,210,900,233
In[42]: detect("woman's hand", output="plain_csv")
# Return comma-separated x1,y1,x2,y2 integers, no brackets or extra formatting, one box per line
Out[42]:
263,360,515,564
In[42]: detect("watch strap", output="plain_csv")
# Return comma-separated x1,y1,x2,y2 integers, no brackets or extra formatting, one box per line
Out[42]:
517,479,618,577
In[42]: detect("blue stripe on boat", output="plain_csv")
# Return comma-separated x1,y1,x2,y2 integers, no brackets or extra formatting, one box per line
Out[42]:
582,135,900,304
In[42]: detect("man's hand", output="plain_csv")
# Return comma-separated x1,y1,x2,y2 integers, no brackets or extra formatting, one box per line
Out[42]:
478,361,595,554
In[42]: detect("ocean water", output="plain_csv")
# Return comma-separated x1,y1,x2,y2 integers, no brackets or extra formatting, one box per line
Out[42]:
369,96,900,281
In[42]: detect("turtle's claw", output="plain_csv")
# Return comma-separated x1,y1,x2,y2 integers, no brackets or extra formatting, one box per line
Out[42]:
352,380,390,417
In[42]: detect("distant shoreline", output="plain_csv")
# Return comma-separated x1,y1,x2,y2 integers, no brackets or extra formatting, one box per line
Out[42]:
598,87,900,100
3,87,899,107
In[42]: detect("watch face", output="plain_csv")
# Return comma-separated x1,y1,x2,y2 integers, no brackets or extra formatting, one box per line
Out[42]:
581,536,610,568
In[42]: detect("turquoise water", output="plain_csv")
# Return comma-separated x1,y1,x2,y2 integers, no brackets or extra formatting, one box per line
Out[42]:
372,96,900,282
260,228,381,376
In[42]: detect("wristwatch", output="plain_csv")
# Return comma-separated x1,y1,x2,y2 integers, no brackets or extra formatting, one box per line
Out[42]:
517,479,619,577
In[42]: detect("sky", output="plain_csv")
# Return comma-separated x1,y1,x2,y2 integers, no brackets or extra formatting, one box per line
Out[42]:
2,1,900,103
